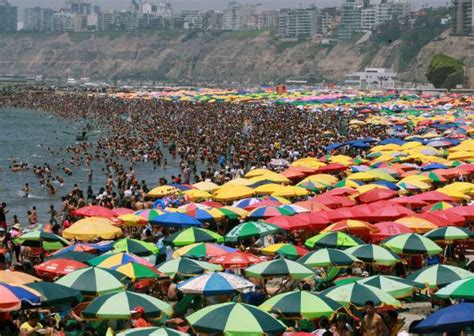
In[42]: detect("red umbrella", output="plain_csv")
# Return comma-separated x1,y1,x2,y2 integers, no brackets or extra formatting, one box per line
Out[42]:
292,201,330,212
281,166,317,180
389,197,427,207
327,208,356,222
411,191,455,203
314,163,348,174
265,216,311,231
322,188,358,197
34,258,87,279
458,164,474,174
356,189,399,204
347,205,376,221
445,205,474,221
245,200,282,211
371,206,416,221
369,222,413,243
293,213,330,230
112,208,134,216
430,210,465,227
413,213,449,227
310,195,356,209
209,252,264,269
200,201,223,208
72,205,117,218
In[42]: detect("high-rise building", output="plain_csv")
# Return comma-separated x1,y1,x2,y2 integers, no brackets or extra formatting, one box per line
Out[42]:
279,8,319,38
452,0,473,35
67,0,99,15
339,0,362,39
223,1,262,31
51,11,76,32
24,7,54,32
0,0,17,33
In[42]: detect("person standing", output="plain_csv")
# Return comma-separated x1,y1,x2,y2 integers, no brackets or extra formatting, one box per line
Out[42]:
0,202,7,230
361,301,387,336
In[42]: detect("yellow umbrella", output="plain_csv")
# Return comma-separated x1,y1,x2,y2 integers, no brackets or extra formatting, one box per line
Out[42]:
213,185,255,202
291,158,326,168
448,139,474,152
441,182,474,195
183,189,212,201
62,217,123,241
447,151,474,160
254,183,285,195
401,141,422,150
192,181,220,192
271,186,309,198
394,217,437,233
244,168,274,178
117,214,147,226
147,185,181,198
437,188,472,201
247,174,290,184
0,270,40,284
330,155,356,165
299,174,339,186
355,184,388,195
370,144,401,152
221,178,252,187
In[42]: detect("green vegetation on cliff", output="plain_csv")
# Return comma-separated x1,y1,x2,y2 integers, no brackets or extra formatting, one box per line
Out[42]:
426,54,466,89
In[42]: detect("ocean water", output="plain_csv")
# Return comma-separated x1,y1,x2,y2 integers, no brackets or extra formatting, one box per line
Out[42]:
0,108,183,225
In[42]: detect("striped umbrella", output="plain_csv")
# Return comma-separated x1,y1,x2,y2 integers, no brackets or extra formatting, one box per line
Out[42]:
407,265,473,288
157,258,222,279
88,252,154,268
259,290,343,320
261,243,309,260
248,206,295,220
177,272,255,296
381,233,443,255
424,227,474,241
0,282,44,311
14,230,70,251
187,302,286,335
225,221,280,243
113,262,165,280
49,243,100,255
232,198,261,209
357,275,424,299
25,282,82,308
320,283,401,309
345,244,401,266
435,277,474,300
47,251,96,263
305,232,364,249
55,267,126,296
135,209,165,222
82,290,172,320
178,208,223,222
298,248,357,268
217,206,249,220
164,228,224,247
173,243,236,259
245,258,315,280
117,327,189,336
112,239,159,256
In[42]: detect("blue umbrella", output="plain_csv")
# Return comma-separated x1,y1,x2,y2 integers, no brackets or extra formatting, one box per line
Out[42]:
177,272,255,296
413,303,474,333
170,183,193,191
421,163,449,171
372,181,400,190
379,138,405,145
347,141,370,149
151,213,202,227
326,143,343,151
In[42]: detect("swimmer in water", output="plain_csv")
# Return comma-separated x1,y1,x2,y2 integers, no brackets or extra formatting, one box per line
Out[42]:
22,183,30,198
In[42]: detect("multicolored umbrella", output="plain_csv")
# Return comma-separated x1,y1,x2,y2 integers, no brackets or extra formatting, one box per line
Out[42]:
381,233,443,255
424,227,474,241
113,262,165,280
88,252,153,269
112,238,159,256
259,290,343,319
186,302,286,335
0,282,44,311
173,243,236,259
345,244,401,266
261,243,309,260
82,290,172,319
320,283,401,309
157,258,222,279
224,221,280,242
435,277,474,299
298,248,358,267
135,209,165,222
35,258,88,278
209,252,264,269
424,201,454,212
117,327,189,336
177,272,255,296
25,282,83,308
305,232,363,249
232,198,261,209
151,212,202,227
55,267,126,296
164,228,224,247
14,230,70,251
46,251,96,263
407,264,473,288
49,243,100,255
247,206,295,220
245,258,315,280
321,220,378,234
217,206,248,220
357,275,424,299
0,270,40,285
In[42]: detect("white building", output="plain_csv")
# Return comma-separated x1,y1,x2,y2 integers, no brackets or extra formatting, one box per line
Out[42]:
279,7,319,38
223,1,262,30
344,68,398,89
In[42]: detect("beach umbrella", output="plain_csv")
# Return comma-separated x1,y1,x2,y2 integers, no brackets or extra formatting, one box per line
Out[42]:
177,272,255,296
245,258,315,280
72,205,117,218
112,238,159,256
55,267,126,296
88,252,153,268
186,302,286,335
163,228,224,246
213,185,255,202
424,227,474,241
35,258,88,278
193,181,220,192
173,243,236,259
321,220,378,235
272,186,310,198
46,251,96,263
305,232,363,249
232,198,261,209
356,188,399,203
423,202,454,212
216,206,248,220
151,212,202,227
298,248,357,267
117,327,189,336
147,186,181,198
320,283,401,309
14,230,70,251
224,221,280,242
113,208,134,216
293,201,330,212
25,282,82,308
49,243,101,256
407,264,472,288
0,282,44,311
117,214,148,226
261,243,309,260
135,209,166,221
264,216,310,231
412,303,474,334
0,270,40,285
370,222,413,242
394,217,438,233
435,277,474,299
82,290,172,320
113,262,165,280
209,252,264,269
247,206,294,220
178,207,223,222
381,233,442,255
345,244,401,266
259,290,343,320
357,275,424,299
157,258,222,279
62,217,123,241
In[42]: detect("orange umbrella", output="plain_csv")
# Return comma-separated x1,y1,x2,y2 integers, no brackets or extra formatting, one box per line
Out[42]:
394,217,438,233
321,220,379,234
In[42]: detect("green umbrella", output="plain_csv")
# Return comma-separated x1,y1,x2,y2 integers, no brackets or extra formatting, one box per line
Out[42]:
320,282,401,309
381,233,443,255
164,228,224,247
305,232,363,249
424,227,474,241
298,248,358,267
55,267,126,296
333,277,362,286
245,258,315,280
345,244,401,266
407,264,473,288
259,290,343,319
117,327,189,336
357,275,424,299
157,257,222,279
82,290,172,320
113,262,165,280
435,277,474,299
113,238,160,256
14,230,70,251
186,302,286,335
224,221,280,243
25,282,83,308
